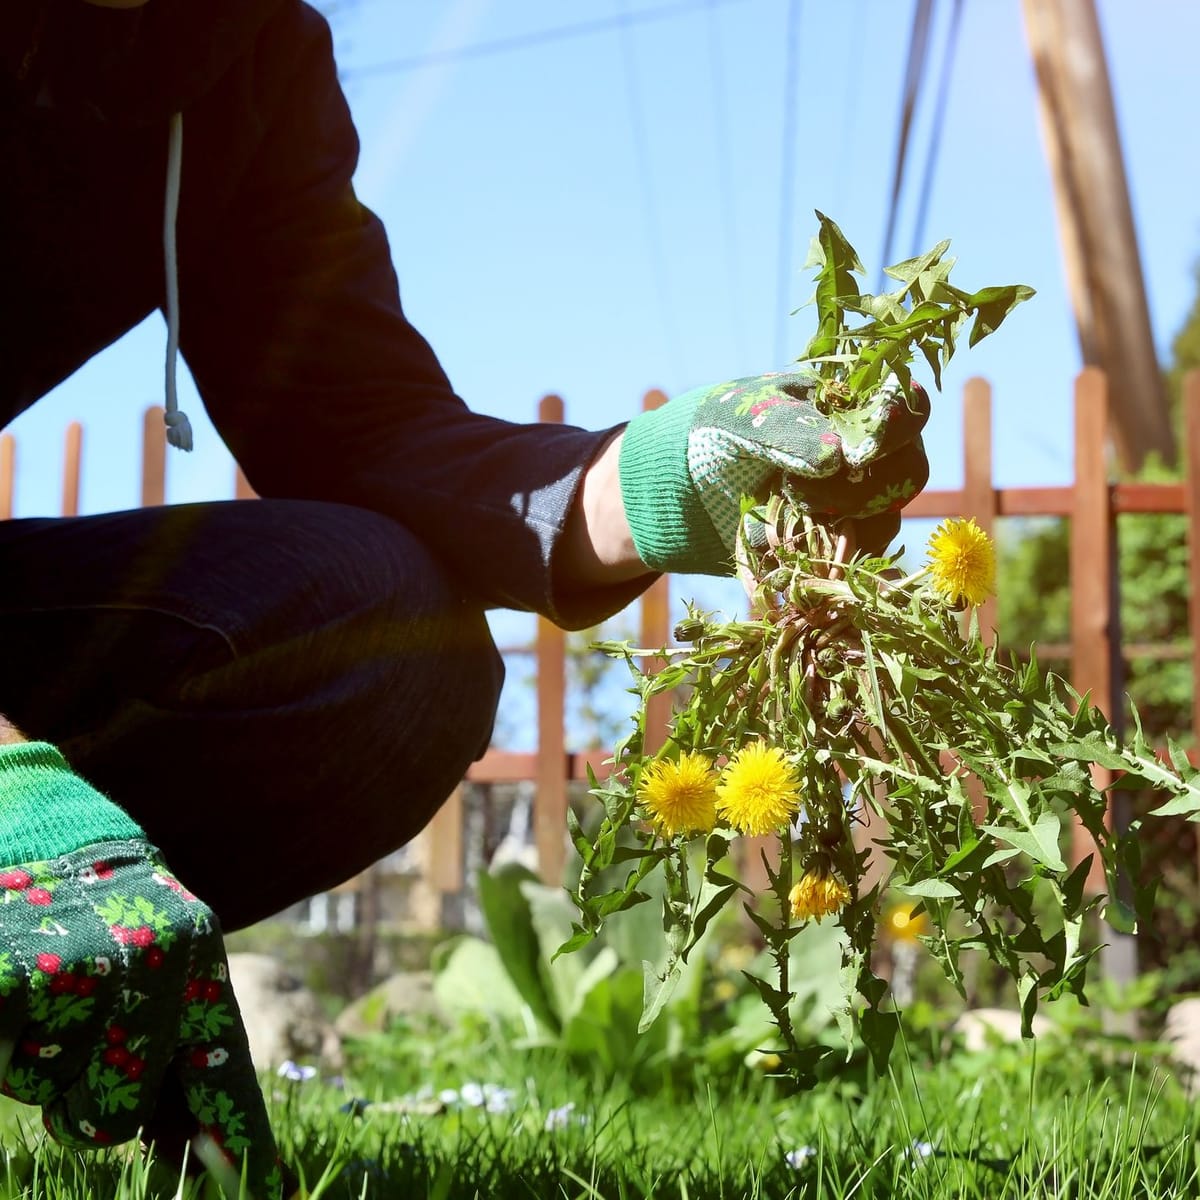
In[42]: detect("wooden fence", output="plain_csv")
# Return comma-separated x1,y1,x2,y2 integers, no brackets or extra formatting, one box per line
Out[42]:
4,370,1200,913
441,367,1200,902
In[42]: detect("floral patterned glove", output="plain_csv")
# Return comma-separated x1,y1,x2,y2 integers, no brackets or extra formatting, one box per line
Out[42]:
618,371,930,574
0,743,282,1198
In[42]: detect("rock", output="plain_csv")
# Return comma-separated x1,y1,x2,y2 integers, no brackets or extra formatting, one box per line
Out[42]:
953,1006,1053,1052
226,952,343,1072
334,971,442,1039
1163,998,1200,1093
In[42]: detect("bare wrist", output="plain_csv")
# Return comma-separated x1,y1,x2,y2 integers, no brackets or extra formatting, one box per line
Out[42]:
560,431,654,589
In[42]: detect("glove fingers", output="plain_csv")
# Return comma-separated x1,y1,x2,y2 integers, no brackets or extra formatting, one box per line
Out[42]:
0,858,121,1110
709,389,841,481
175,941,283,1199
849,511,903,557
797,436,929,520
840,378,931,466
43,865,195,1148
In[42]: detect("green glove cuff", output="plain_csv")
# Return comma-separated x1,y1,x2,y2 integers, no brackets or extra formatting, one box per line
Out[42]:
0,742,144,865
618,397,729,575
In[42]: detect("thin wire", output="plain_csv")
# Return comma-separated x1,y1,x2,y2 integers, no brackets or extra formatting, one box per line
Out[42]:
617,0,688,385
773,0,802,367
910,0,963,257
705,0,747,364
877,0,935,288
831,0,867,219
343,0,748,81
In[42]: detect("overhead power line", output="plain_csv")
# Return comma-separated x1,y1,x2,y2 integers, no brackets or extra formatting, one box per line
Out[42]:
878,0,935,286
773,0,802,366
910,0,964,257
343,0,749,81
617,0,688,386
705,0,748,364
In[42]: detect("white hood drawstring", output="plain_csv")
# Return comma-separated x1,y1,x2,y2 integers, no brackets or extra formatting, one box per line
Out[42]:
162,111,193,452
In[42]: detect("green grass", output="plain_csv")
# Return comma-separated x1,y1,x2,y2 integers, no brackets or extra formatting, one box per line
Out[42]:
1,1027,1197,1198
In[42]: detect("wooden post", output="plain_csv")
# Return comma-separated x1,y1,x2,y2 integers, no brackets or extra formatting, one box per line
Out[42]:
959,378,997,827
1071,368,1137,1007
234,466,257,500
0,435,14,521
962,378,997,642
141,407,166,508
535,394,569,884
61,422,82,517
1185,369,1200,878
1069,367,1119,887
640,389,673,755
427,784,465,895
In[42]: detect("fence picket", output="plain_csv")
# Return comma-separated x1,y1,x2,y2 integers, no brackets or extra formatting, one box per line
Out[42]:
1069,368,1119,891
640,388,673,756
1185,370,1200,880
0,435,13,521
535,394,569,885
141,406,166,508
62,422,82,517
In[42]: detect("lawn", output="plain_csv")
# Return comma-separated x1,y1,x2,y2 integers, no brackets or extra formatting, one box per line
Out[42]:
1,1014,1197,1199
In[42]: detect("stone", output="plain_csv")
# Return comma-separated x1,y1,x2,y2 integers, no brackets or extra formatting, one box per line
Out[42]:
226,952,343,1072
334,971,442,1039
1163,998,1200,1094
953,1006,1054,1052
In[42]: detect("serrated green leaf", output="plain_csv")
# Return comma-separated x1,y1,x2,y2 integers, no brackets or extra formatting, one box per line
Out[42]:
639,957,682,1033
980,812,1066,872
860,1008,901,1073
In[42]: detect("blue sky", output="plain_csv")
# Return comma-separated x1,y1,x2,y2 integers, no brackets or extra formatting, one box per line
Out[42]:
10,0,1200,740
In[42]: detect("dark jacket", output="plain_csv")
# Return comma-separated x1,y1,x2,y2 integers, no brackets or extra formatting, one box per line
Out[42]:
1,0,641,627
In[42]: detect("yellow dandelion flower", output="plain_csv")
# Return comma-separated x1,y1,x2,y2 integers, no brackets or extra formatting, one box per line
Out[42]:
926,517,996,607
788,871,851,923
637,752,718,838
715,741,801,837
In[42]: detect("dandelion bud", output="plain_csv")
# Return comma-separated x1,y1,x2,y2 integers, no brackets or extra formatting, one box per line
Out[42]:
788,870,851,923
673,616,707,643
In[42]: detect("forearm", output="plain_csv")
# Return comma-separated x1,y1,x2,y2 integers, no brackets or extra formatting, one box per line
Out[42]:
556,431,656,591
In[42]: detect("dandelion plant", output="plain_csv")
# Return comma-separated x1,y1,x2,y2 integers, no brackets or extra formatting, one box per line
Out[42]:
562,213,1200,1085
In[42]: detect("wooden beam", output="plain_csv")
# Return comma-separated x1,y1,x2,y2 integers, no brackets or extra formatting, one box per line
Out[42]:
906,482,1185,521
1020,0,1171,469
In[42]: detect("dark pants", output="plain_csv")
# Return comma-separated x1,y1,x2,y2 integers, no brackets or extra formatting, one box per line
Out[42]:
0,499,504,930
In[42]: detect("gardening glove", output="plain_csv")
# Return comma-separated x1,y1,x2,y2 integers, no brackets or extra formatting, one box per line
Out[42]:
0,742,284,1199
618,371,930,574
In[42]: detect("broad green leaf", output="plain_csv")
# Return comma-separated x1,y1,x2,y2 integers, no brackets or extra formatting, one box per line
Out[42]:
1103,897,1138,934
478,865,560,1032
898,878,959,899
980,812,1066,872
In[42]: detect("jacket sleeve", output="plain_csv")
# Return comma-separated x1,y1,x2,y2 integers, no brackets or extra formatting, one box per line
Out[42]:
176,2,651,630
